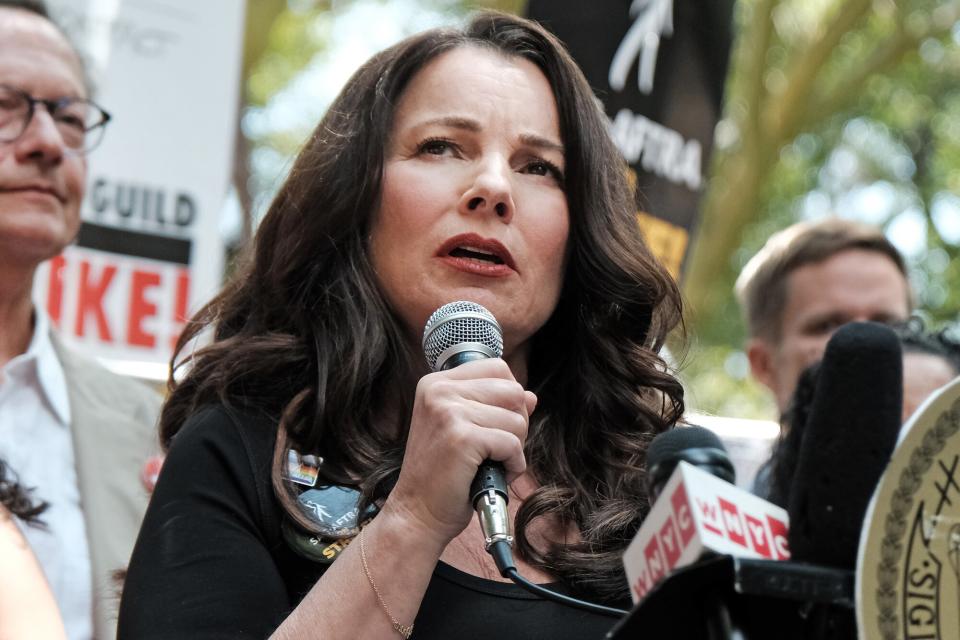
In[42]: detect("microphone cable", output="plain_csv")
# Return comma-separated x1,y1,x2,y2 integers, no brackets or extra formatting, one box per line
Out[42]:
488,540,628,618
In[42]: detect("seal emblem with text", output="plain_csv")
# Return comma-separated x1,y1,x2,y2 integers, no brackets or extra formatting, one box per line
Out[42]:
857,376,960,640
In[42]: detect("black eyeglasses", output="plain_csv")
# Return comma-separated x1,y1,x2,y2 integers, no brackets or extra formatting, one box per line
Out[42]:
0,84,111,154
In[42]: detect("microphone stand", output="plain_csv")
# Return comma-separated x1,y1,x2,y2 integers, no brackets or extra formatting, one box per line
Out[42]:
606,555,855,640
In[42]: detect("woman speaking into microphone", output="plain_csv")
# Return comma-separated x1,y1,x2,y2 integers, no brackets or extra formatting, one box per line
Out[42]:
118,11,684,639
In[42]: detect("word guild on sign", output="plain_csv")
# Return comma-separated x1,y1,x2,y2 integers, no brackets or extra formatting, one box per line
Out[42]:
90,178,197,231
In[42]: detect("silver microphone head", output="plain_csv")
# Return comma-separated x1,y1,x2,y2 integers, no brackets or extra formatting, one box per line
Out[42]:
422,301,503,372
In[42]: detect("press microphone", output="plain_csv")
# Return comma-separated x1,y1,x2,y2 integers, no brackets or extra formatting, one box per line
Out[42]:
787,322,902,568
422,301,514,564
624,426,791,602
615,424,865,640
645,425,735,502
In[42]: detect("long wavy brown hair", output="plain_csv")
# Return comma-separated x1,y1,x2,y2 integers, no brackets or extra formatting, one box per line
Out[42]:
161,11,684,601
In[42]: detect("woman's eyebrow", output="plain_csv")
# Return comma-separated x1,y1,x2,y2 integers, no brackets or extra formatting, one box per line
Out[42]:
412,117,564,153
519,133,564,155
414,116,481,132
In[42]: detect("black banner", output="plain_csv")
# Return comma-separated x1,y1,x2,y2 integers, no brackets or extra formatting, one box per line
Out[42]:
526,0,734,278
77,222,192,265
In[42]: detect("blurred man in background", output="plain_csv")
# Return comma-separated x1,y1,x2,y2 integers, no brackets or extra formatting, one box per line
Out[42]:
756,319,960,506
735,217,912,414
0,2,161,638
897,319,960,422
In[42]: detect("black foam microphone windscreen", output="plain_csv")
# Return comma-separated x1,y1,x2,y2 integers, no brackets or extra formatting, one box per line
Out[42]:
787,321,902,568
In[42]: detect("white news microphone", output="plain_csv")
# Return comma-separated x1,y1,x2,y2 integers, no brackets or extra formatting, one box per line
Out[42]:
422,301,514,561
624,427,791,603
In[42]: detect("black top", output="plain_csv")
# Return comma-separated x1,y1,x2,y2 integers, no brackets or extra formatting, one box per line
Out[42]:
117,406,624,639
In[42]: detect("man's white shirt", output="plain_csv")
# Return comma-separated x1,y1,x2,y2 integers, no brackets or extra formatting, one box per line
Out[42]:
0,310,94,640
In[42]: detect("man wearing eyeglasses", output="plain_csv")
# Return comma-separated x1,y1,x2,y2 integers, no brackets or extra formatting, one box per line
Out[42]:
0,3,161,640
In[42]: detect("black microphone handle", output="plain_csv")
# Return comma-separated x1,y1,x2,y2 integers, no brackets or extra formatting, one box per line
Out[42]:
439,350,510,510
470,459,508,505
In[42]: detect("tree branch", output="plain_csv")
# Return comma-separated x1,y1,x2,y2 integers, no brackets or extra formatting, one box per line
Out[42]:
683,0,778,327
740,0,777,148
765,0,872,141
799,28,913,132
802,8,959,131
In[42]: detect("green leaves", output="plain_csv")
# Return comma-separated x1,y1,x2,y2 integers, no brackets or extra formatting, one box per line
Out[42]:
683,0,960,418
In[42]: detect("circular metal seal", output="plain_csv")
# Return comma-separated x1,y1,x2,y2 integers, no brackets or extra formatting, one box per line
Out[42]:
857,376,960,640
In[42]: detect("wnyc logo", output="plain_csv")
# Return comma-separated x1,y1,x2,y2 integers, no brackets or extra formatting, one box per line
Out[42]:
624,462,790,602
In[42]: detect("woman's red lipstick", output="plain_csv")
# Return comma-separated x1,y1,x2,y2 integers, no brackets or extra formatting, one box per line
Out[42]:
436,233,517,277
